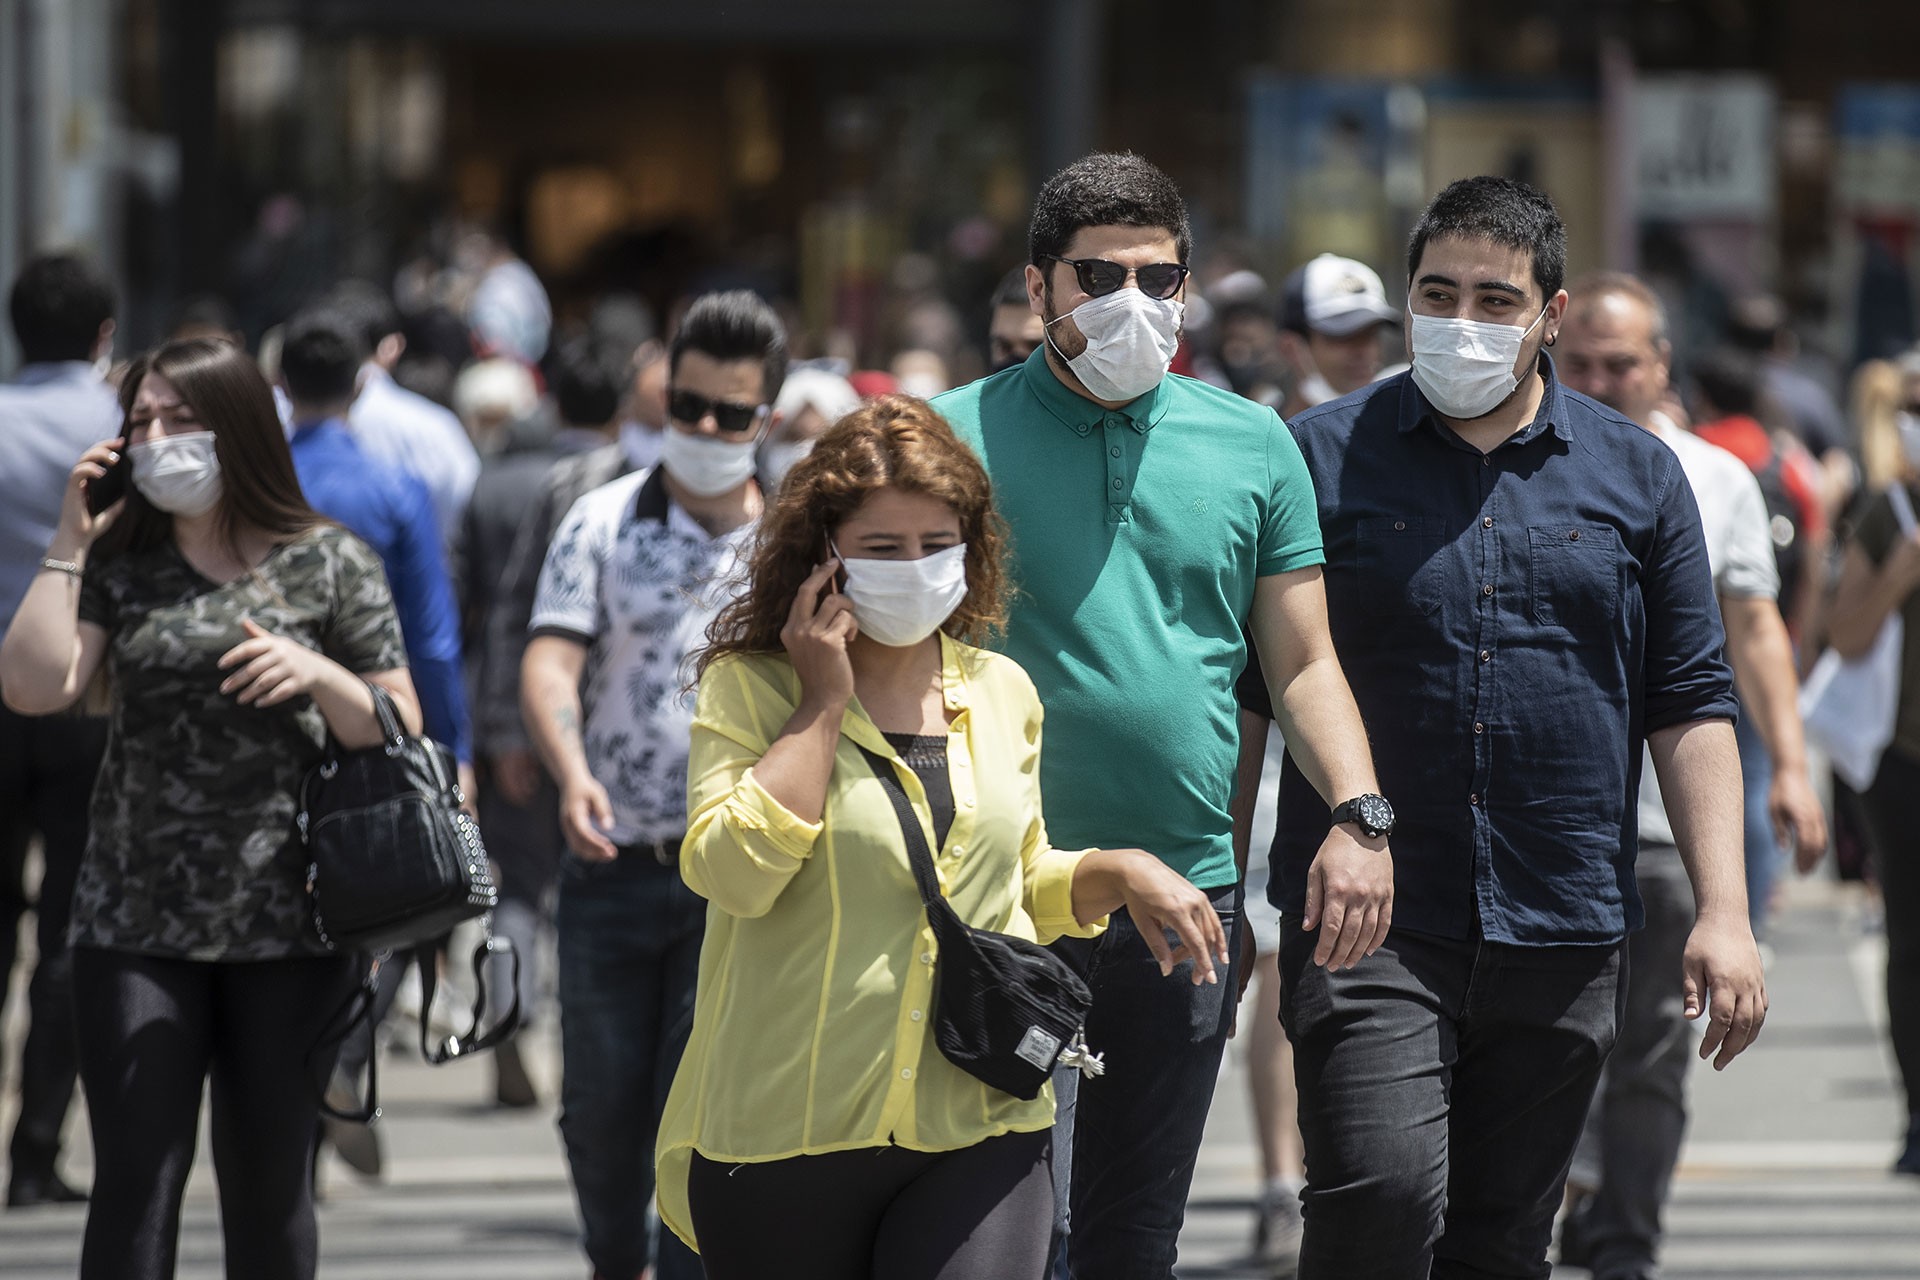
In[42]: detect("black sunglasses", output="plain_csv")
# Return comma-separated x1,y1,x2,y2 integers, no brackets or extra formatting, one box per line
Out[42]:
1042,254,1190,301
668,388,767,435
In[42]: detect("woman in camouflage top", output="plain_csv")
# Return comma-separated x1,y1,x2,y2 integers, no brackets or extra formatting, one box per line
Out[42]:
0,337,420,1280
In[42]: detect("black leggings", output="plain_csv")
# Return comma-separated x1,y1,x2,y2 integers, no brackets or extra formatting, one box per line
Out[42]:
72,947,359,1280
1864,747,1920,1120
687,1128,1055,1280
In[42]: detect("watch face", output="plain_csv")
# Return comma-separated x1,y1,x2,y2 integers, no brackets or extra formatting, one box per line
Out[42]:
1357,795,1394,834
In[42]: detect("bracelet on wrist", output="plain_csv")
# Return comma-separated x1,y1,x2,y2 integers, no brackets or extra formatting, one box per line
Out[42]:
38,557,84,579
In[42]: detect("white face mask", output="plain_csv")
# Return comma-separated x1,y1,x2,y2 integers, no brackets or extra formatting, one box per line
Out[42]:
832,542,969,648
1897,411,1920,470
619,421,664,472
757,438,814,494
1408,303,1547,420
660,424,761,497
1048,289,1183,402
130,431,224,517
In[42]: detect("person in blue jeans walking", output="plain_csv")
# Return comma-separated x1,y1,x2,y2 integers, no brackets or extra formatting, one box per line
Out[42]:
520,291,788,1280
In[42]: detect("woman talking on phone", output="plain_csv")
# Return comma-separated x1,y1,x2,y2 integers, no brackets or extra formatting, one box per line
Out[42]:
653,395,1227,1279
0,337,420,1280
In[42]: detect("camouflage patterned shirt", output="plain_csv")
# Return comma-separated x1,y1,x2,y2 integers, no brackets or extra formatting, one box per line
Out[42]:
73,525,408,960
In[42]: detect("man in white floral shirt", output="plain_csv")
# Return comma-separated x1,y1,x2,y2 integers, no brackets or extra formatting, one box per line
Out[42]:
522,291,786,1280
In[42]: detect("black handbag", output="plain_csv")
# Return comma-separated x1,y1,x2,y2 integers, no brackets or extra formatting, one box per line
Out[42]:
297,683,521,1120
858,745,1098,1101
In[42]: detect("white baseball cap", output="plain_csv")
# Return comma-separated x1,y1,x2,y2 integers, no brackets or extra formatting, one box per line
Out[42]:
1281,253,1400,338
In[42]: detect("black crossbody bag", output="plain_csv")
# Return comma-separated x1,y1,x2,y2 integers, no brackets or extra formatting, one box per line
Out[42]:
297,682,520,1121
857,745,1097,1101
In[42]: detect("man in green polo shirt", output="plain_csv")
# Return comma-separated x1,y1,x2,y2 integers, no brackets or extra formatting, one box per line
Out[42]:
933,152,1391,1279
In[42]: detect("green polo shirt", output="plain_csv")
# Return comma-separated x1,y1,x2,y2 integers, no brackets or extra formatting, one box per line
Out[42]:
933,348,1323,889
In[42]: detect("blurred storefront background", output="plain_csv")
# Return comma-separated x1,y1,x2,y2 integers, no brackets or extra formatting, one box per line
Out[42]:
5,0,1920,379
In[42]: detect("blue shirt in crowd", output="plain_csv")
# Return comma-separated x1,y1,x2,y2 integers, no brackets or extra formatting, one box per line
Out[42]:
0,362,121,624
290,417,472,763
1253,357,1736,946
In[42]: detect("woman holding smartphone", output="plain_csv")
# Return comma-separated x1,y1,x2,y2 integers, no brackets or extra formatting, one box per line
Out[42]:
0,337,420,1280
653,395,1227,1279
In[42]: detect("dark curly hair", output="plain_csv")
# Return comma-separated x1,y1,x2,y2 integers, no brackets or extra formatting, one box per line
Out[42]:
697,395,1008,675
1029,151,1192,268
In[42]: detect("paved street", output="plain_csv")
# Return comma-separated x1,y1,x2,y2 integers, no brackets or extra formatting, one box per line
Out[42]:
4,881,1917,1278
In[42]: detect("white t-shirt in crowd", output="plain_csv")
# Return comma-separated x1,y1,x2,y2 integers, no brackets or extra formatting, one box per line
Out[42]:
1638,422,1780,847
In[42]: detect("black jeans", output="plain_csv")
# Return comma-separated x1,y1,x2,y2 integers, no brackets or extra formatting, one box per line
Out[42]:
1050,883,1243,1279
72,946,359,1280
1280,922,1624,1279
1567,843,1696,1279
687,1128,1054,1280
1861,745,1920,1121
0,706,105,1182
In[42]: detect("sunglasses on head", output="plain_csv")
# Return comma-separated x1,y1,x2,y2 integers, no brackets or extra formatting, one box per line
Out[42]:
1041,254,1190,302
668,388,767,435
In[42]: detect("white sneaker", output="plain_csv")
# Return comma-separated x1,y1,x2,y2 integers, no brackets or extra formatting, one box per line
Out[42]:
1254,1181,1304,1276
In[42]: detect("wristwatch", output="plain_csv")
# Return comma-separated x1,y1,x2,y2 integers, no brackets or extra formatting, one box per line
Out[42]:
1330,793,1395,840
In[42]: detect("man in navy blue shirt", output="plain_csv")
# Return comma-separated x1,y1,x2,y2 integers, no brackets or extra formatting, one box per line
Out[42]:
1257,177,1766,1278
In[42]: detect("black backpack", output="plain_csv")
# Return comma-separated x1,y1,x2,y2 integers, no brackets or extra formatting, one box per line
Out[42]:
1751,448,1805,606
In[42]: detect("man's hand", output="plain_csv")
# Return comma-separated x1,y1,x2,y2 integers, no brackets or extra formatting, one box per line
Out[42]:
559,775,618,862
1683,913,1768,1070
1302,825,1392,969
1771,767,1829,874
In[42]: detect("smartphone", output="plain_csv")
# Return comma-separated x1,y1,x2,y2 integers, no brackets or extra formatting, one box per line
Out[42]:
823,536,845,593
86,450,131,515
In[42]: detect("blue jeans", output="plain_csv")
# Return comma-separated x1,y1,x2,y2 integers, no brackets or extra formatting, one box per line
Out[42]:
557,850,706,1280
1281,923,1624,1279
1735,702,1779,941
1050,883,1243,1280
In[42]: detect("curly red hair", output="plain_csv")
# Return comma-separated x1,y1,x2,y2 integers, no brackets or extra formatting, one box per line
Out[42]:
697,394,1008,675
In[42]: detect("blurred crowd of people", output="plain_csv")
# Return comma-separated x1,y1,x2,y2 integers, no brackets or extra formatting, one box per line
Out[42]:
2,148,1919,1280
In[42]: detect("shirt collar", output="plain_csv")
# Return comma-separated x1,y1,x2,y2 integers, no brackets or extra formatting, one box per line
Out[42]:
631,466,671,524
838,631,972,758
1396,350,1571,445
1018,345,1173,437
289,415,349,441
12,360,100,388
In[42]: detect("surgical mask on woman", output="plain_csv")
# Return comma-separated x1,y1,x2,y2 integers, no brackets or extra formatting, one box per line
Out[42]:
832,542,969,648
1047,290,1183,403
130,431,224,517
1408,304,1547,420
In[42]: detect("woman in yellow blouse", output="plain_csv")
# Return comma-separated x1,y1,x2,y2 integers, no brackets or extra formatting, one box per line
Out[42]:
656,396,1226,1279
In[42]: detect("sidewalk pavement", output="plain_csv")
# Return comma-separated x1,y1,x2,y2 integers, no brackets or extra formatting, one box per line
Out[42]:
2,882,1916,1278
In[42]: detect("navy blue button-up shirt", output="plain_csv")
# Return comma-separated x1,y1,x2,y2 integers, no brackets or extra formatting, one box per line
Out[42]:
1248,357,1736,946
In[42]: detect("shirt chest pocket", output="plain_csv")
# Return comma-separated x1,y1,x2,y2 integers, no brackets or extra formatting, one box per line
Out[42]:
1528,525,1621,630
1354,517,1448,619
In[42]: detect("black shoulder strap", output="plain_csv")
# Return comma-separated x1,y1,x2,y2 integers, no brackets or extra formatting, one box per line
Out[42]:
855,744,946,912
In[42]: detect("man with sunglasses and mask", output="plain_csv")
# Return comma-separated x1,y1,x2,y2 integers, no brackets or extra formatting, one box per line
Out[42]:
935,152,1389,1280
521,291,786,1280
1268,176,1766,1278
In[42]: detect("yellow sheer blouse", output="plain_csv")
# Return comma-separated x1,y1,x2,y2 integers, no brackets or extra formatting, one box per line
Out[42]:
656,634,1105,1251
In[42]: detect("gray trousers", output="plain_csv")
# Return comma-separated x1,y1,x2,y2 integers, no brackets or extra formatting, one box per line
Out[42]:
1568,842,1696,1280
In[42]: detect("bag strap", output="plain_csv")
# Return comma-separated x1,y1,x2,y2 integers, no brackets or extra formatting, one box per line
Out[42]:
856,744,951,916
416,934,523,1066
308,957,382,1124
364,681,408,753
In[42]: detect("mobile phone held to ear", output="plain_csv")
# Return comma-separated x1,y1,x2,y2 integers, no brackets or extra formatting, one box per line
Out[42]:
87,450,131,515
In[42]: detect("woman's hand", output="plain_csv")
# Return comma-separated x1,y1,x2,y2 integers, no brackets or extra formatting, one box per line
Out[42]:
1117,852,1232,986
781,559,858,710
56,438,127,550
1075,848,1232,986
217,618,333,707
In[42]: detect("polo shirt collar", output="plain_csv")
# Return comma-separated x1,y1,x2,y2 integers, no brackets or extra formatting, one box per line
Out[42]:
1019,345,1173,436
1396,351,1571,444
